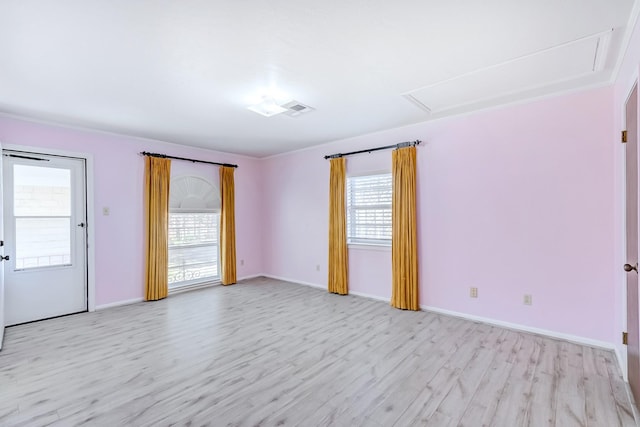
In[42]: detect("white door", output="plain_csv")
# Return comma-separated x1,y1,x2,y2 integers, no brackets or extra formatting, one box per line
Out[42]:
3,151,87,326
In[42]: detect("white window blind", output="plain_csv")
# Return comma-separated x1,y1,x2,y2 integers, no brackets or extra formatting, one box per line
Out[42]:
346,173,392,245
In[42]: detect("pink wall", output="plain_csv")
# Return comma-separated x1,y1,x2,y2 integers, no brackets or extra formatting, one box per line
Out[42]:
262,86,616,343
613,14,640,373
0,116,264,306
0,53,624,346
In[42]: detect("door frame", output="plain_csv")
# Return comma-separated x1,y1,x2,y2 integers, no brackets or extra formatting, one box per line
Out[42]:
3,144,96,312
621,68,640,382
624,82,639,389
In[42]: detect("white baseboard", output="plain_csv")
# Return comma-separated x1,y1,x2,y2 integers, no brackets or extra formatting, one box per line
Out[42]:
261,274,325,290
93,275,263,311
95,297,144,311
259,273,617,352
616,346,627,382
423,305,615,351
261,275,391,304
350,290,391,303
100,273,618,362
237,274,264,282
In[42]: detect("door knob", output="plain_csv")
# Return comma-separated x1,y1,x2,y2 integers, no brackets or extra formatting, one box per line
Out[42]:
624,263,638,272
0,255,9,261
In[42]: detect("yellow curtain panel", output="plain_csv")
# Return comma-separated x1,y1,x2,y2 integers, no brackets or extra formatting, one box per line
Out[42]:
391,146,419,310
220,166,237,285
144,156,171,301
328,157,348,295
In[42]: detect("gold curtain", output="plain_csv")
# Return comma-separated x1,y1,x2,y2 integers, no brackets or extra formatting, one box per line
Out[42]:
144,156,171,301
391,146,419,310
328,157,348,295
220,166,237,285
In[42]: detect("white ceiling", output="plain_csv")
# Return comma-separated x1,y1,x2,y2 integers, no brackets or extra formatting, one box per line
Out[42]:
0,1,636,157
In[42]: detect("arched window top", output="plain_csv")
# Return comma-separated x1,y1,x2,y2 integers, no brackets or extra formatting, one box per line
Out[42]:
169,175,220,211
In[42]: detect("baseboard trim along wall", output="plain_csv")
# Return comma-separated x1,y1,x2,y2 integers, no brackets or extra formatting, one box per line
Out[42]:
260,274,618,358
422,305,615,351
95,297,144,311
262,274,325,290
237,274,264,282
617,347,627,382
93,273,623,377
94,275,262,311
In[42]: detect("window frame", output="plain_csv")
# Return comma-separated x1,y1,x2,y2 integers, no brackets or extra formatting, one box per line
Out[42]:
346,171,392,248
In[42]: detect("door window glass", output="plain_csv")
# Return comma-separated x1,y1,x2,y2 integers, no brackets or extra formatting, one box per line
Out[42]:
13,165,72,269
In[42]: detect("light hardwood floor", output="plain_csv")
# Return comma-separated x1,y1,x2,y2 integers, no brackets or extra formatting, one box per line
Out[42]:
0,277,636,426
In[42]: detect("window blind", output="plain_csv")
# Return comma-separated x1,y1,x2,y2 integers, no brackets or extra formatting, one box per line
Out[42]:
346,173,392,245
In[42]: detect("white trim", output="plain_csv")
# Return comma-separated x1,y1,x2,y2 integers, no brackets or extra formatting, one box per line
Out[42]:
611,0,640,84
2,144,97,314
93,274,268,311
0,112,258,161
346,169,391,178
237,274,264,282
262,274,325,290
259,275,390,304
86,155,96,312
168,279,221,295
348,243,391,252
618,79,639,382
261,274,616,351
422,305,615,350
349,289,390,303
95,297,144,311
624,379,640,424
261,83,610,162
616,346,626,382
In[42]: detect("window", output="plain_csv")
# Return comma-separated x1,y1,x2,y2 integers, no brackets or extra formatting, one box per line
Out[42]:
346,173,392,246
13,165,72,269
168,212,218,286
168,176,220,288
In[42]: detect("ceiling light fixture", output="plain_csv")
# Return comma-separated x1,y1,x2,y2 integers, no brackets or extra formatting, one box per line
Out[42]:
247,96,288,117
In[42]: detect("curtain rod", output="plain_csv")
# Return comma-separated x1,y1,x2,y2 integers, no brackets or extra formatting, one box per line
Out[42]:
140,151,238,168
323,140,421,159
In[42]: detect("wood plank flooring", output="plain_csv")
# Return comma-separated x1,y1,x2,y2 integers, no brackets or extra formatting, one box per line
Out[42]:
0,277,636,426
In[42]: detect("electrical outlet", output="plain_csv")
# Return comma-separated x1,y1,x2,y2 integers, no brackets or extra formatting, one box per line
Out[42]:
316,264,320,272
524,294,532,305
240,259,244,266
102,207,110,216
470,287,478,298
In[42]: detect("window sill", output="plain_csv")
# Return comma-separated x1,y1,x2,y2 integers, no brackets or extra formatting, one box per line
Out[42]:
169,279,221,295
348,243,391,252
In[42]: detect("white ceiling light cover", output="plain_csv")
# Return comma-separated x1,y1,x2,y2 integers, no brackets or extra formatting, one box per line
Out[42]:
247,96,289,117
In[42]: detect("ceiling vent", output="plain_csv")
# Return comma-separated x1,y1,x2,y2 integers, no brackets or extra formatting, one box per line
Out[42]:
281,100,315,117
